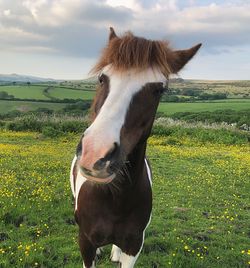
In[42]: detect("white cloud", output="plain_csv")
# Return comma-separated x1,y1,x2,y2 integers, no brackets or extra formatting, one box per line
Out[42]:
106,0,140,10
0,0,250,79
1,0,249,55
3,9,10,16
0,25,46,41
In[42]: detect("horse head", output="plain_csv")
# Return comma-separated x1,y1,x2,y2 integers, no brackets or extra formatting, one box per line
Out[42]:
77,27,201,184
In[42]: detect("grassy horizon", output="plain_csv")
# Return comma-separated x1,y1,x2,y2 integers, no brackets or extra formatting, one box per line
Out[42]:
158,100,250,115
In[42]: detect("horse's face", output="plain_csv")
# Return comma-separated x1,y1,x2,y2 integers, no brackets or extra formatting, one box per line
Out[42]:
77,27,201,184
78,66,167,183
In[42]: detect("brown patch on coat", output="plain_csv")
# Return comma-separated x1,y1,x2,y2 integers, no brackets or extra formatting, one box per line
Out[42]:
90,74,110,120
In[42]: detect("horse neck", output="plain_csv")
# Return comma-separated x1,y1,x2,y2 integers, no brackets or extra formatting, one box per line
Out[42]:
126,140,147,183
106,140,147,198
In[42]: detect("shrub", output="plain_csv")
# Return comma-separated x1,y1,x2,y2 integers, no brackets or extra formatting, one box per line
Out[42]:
59,120,88,133
0,91,14,99
42,126,64,138
6,115,43,132
156,126,249,144
63,101,91,112
171,109,250,127
151,125,174,136
4,114,89,134
0,120,5,128
161,95,180,102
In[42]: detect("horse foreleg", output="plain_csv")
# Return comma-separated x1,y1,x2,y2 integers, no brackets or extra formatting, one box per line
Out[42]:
119,251,141,268
79,232,96,268
118,233,144,268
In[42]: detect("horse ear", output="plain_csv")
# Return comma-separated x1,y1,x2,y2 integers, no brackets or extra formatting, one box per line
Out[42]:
109,27,117,41
170,43,202,73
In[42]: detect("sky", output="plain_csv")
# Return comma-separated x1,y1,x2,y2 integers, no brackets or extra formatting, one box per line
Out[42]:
0,0,250,80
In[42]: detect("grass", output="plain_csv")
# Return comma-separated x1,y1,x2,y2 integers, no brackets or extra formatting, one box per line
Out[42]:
0,100,66,114
1,82,249,117
0,85,50,100
169,80,250,97
158,100,250,116
47,87,95,100
0,85,95,101
1,98,249,116
200,99,250,102
0,130,249,267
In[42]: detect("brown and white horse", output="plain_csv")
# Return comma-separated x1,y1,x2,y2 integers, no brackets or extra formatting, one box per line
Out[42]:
70,28,201,268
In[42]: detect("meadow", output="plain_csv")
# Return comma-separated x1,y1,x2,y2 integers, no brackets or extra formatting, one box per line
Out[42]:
0,129,249,268
0,100,66,114
170,80,250,97
0,80,249,116
0,85,95,101
158,100,250,116
0,98,249,117
0,86,50,100
46,87,94,100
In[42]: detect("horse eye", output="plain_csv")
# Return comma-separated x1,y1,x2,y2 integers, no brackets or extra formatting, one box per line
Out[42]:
98,75,104,84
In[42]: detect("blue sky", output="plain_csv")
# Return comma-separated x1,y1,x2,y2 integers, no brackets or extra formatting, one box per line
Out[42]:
0,0,250,80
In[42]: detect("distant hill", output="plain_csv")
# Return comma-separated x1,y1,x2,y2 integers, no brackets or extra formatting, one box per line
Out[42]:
0,74,58,83
81,76,98,83
170,77,185,83
0,74,185,84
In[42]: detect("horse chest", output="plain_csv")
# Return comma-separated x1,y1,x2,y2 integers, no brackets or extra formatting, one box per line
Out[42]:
76,185,149,247
81,213,144,248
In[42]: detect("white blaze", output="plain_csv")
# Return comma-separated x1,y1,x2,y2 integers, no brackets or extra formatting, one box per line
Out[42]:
84,66,166,149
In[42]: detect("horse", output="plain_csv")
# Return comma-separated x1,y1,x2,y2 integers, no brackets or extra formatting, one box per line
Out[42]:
70,27,201,268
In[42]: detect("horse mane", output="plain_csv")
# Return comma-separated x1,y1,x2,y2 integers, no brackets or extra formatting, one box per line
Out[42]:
90,32,174,78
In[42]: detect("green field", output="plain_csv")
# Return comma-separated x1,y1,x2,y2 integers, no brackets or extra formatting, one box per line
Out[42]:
204,98,250,102
1,81,250,117
0,85,95,101
48,87,95,100
158,100,250,115
0,130,249,267
0,100,66,114
0,98,249,116
170,80,250,97
0,85,50,100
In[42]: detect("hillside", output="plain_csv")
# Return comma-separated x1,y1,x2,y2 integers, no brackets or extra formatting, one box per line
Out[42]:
0,74,59,83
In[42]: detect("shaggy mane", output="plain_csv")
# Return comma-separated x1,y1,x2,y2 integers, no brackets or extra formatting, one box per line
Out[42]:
91,32,173,77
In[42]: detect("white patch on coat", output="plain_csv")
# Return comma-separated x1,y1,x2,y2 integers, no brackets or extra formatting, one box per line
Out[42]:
83,66,166,151
75,170,87,211
83,260,95,268
96,247,103,256
119,215,151,267
144,158,152,186
70,155,77,197
111,244,122,262
70,155,87,211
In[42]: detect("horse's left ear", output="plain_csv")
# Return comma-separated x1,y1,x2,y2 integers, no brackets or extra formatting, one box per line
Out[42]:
109,27,117,41
170,43,202,73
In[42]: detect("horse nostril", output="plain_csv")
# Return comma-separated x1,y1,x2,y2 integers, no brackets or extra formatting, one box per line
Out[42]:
93,143,119,171
108,163,115,173
80,166,92,175
93,158,106,171
104,142,119,161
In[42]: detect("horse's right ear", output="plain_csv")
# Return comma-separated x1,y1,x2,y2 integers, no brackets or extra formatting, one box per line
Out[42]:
109,27,117,41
